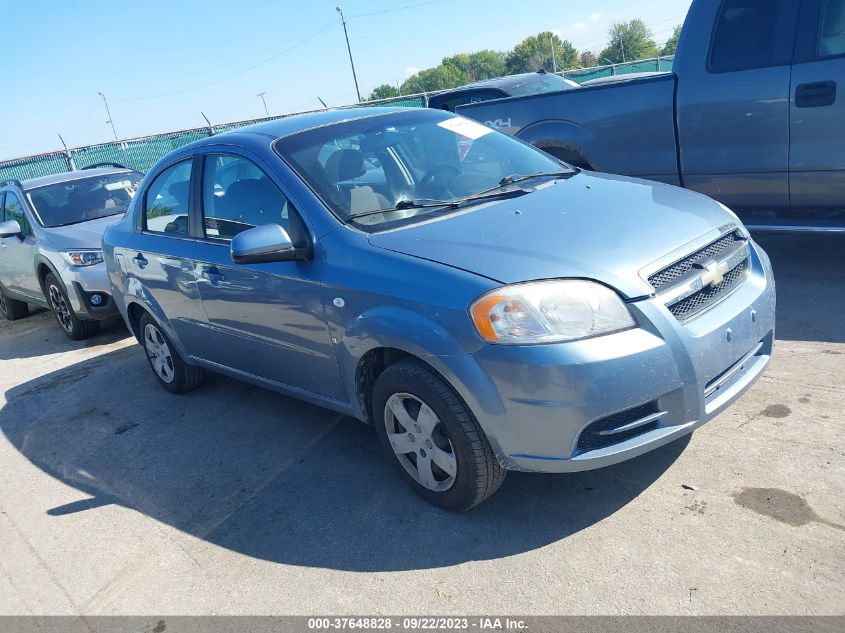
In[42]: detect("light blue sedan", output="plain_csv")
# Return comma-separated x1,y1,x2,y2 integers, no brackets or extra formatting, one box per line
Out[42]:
103,108,776,509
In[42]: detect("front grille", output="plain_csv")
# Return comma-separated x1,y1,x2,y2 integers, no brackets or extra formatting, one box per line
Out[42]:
648,231,741,291
576,402,661,453
668,260,748,321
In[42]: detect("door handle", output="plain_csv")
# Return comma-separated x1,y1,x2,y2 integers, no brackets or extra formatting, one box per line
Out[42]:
795,81,836,108
132,253,148,269
201,265,225,287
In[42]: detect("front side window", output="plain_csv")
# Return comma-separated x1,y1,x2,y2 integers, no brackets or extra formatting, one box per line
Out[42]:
27,171,143,228
4,192,33,236
201,155,301,242
276,109,569,229
144,161,192,236
819,0,845,57
710,0,782,71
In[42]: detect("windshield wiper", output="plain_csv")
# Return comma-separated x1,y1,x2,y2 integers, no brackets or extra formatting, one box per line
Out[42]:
347,198,458,221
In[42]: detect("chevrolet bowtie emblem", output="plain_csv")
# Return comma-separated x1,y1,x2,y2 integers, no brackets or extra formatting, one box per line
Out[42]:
699,259,730,288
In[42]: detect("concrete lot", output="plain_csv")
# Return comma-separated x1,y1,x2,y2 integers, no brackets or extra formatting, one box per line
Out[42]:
0,233,842,616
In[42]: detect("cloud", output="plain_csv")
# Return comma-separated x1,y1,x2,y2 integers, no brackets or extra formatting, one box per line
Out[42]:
404,66,421,78
589,12,602,21
558,11,602,36
552,28,562,37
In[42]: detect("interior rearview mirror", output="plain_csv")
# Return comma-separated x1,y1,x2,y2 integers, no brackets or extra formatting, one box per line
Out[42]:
230,224,301,264
0,220,22,238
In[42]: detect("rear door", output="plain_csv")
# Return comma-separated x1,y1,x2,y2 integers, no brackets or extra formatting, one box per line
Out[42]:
789,0,845,224
676,0,799,220
2,191,41,297
189,151,346,401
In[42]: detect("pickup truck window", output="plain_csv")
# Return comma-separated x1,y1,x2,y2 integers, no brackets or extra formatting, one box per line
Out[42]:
820,0,845,57
710,0,784,72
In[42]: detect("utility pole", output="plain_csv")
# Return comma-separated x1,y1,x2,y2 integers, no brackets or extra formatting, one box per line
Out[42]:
257,91,269,116
549,33,558,74
98,91,118,141
620,36,626,63
336,7,362,103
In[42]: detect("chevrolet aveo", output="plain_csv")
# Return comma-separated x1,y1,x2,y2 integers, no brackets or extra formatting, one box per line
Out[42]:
103,108,775,509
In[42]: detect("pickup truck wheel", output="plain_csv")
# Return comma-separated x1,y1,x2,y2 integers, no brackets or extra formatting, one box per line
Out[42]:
139,313,203,394
44,273,99,340
0,284,29,321
372,358,506,510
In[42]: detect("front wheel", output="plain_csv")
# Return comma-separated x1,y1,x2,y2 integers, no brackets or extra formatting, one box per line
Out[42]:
372,358,506,510
44,273,99,340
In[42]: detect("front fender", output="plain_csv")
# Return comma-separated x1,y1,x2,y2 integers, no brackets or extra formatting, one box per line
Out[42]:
335,305,506,428
516,119,598,169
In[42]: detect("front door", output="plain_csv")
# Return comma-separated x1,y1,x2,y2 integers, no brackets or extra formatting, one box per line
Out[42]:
1,192,41,298
190,153,346,402
789,0,845,225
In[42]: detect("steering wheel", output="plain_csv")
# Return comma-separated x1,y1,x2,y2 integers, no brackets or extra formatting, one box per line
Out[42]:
417,165,460,195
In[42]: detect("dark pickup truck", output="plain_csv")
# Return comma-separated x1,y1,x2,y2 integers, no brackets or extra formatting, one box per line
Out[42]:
458,0,845,231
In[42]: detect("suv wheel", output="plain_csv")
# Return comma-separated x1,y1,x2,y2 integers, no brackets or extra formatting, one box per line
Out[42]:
0,284,29,321
44,273,99,340
372,358,506,510
139,313,203,394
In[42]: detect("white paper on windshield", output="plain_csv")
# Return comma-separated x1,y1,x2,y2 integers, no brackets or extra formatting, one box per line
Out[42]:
104,180,131,191
437,117,492,140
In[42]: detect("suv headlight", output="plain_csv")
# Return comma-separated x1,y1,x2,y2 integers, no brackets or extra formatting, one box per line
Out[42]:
470,280,635,344
61,250,104,267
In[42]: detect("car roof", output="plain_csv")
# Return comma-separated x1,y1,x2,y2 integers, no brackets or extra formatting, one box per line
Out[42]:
17,167,136,191
438,71,572,94
217,107,410,141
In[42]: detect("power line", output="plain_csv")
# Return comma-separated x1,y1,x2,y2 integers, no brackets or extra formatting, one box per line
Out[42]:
346,0,442,19
111,20,336,102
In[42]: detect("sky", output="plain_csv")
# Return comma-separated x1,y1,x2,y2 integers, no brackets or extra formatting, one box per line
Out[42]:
0,0,691,162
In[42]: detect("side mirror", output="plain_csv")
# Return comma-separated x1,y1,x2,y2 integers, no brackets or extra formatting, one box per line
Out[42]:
0,220,22,238
230,224,301,264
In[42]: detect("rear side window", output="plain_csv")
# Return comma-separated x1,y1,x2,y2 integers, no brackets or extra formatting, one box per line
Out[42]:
201,155,305,243
819,0,845,57
710,0,783,71
144,161,192,236
4,192,33,236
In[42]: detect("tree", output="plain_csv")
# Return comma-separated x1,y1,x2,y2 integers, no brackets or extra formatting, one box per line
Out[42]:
368,84,399,101
400,63,467,94
505,32,579,74
444,50,507,82
579,50,599,68
599,19,659,64
660,25,682,57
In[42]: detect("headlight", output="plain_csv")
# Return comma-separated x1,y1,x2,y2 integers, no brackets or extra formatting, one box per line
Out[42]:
61,250,104,267
470,280,635,344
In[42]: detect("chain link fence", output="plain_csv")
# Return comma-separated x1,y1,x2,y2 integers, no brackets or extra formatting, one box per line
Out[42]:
0,57,672,183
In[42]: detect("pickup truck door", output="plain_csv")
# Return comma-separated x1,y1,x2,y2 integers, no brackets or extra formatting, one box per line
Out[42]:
675,0,799,220
788,0,845,225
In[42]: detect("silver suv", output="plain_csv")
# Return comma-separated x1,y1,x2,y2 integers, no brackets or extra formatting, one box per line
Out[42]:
0,166,143,339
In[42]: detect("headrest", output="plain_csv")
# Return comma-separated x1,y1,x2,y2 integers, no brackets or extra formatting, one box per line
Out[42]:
325,149,365,183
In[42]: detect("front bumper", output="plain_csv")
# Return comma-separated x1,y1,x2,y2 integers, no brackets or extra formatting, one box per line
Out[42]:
447,240,776,474
58,261,119,320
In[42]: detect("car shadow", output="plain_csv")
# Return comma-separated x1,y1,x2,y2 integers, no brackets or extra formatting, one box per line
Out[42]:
0,346,688,572
753,231,845,344
0,309,129,361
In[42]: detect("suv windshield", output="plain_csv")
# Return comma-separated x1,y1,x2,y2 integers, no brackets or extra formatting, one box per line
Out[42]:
275,109,571,228
27,171,143,227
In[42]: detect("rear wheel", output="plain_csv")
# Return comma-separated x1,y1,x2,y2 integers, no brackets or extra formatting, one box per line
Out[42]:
0,284,29,321
139,313,203,394
45,273,99,340
372,358,506,510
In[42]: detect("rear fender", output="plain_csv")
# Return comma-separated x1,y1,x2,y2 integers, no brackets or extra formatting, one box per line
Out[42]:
516,120,598,170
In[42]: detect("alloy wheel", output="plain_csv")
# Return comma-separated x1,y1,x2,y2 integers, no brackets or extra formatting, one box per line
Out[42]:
383,392,457,492
48,284,73,333
144,323,175,384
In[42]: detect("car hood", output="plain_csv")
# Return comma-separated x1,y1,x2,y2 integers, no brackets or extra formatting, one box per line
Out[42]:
44,214,124,250
368,172,740,299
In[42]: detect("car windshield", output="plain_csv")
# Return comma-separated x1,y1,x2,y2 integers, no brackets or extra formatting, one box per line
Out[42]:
275,109,571,228
27,171,143,227
507,74,579,96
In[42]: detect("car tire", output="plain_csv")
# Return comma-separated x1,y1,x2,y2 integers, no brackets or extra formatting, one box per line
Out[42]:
44,273,99,340
0,284,29,321
139,313,203,394
372,358,506,510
